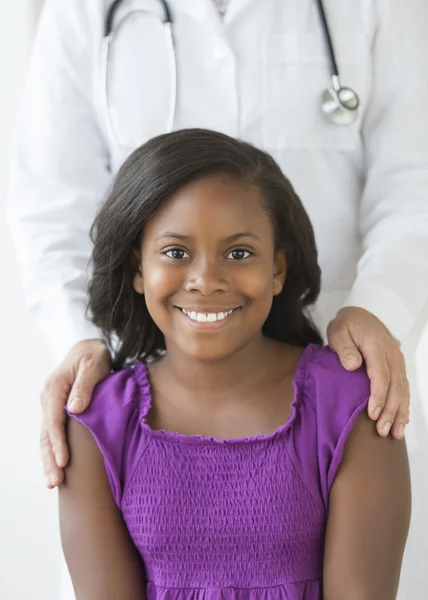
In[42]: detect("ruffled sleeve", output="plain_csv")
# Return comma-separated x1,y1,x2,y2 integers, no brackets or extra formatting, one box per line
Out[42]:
65,364,149,508
288,346,371,511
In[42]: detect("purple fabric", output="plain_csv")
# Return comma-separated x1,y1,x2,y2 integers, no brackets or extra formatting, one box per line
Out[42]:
67,344,370,599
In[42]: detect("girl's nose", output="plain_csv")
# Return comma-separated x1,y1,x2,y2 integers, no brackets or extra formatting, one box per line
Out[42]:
184,258,229,295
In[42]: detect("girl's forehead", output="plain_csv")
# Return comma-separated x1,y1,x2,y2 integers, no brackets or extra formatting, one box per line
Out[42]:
143,175,273,239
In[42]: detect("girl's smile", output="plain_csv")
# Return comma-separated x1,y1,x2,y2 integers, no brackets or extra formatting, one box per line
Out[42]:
175,306,242,329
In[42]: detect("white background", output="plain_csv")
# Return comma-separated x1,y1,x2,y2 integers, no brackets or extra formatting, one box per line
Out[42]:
0,1,62,599
1,1,428,599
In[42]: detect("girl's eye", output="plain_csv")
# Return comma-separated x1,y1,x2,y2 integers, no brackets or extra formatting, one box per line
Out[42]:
163,248,190,259
227,249,252,260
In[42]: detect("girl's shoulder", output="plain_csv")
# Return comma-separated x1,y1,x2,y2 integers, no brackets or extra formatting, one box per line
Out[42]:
289,344,371,508
88,359,151,413
296,343,370,406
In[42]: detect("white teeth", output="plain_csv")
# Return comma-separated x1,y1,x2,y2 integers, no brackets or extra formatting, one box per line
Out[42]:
181,309,235,322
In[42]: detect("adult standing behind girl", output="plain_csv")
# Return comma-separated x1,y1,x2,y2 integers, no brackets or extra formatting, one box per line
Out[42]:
60,129,410,599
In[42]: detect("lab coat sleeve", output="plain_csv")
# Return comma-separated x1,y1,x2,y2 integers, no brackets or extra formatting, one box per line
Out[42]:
342,0,428,342
7,0,112,365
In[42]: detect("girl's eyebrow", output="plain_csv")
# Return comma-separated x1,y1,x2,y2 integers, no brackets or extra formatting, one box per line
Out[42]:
156,232,191,241
226,231,260,242
156,231,260,242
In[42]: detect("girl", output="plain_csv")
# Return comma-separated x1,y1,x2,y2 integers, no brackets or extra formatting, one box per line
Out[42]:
59,129,410,599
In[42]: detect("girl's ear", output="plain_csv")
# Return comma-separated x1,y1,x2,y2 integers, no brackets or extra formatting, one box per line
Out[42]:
273,250,287,296
131,249,144,295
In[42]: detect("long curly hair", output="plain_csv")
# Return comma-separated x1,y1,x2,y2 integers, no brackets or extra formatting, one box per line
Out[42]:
88,129,323,368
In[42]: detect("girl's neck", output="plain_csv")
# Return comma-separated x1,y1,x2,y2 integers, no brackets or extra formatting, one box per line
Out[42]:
154,335,297,407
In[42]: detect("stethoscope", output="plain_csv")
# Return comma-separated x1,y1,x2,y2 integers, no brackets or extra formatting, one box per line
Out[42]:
103,0,360,145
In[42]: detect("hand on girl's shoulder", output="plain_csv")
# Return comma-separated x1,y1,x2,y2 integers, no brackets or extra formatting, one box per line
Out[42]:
66,362,144,420
306,343,369,383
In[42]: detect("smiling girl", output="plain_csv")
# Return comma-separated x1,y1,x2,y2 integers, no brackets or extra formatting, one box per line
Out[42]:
59,129,410,599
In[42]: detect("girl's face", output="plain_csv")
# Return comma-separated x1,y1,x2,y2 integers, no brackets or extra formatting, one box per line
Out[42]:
134,174,286,362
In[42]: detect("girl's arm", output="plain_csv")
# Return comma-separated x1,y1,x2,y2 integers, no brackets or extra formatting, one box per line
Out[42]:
59,418,147,600
323,410,411,600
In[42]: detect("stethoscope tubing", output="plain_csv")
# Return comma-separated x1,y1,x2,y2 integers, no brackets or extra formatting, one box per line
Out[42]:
105,0,123,35
313,0,339,82
103,0,176,145
106,0,173,35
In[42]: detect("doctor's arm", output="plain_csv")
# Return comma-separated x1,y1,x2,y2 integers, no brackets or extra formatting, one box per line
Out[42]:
327,0,428,438
7,0,112,484
59,418,147,600
323,411,411,599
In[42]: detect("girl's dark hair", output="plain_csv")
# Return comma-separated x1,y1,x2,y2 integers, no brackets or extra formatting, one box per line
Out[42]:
88,128,322,368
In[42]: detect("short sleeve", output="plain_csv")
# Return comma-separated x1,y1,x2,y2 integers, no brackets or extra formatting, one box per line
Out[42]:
65,365,147,508
288,346,370,511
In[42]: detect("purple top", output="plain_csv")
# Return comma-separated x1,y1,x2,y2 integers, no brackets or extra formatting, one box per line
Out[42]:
68,344,370,599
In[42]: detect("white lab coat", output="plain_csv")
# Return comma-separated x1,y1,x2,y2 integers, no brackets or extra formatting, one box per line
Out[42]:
7,0,428,598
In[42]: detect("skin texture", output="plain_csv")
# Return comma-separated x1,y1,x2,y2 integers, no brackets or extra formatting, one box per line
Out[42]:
59,175,410,597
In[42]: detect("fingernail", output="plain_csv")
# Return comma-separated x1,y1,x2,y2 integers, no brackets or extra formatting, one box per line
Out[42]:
343,356,360,371
372,406,382,420
344,355,359,366
381,421,391,436
55,453,62,466
395,424,405,439
68,398,81,413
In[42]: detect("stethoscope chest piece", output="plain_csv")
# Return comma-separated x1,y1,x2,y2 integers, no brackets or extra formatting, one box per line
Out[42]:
321,84,360,126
